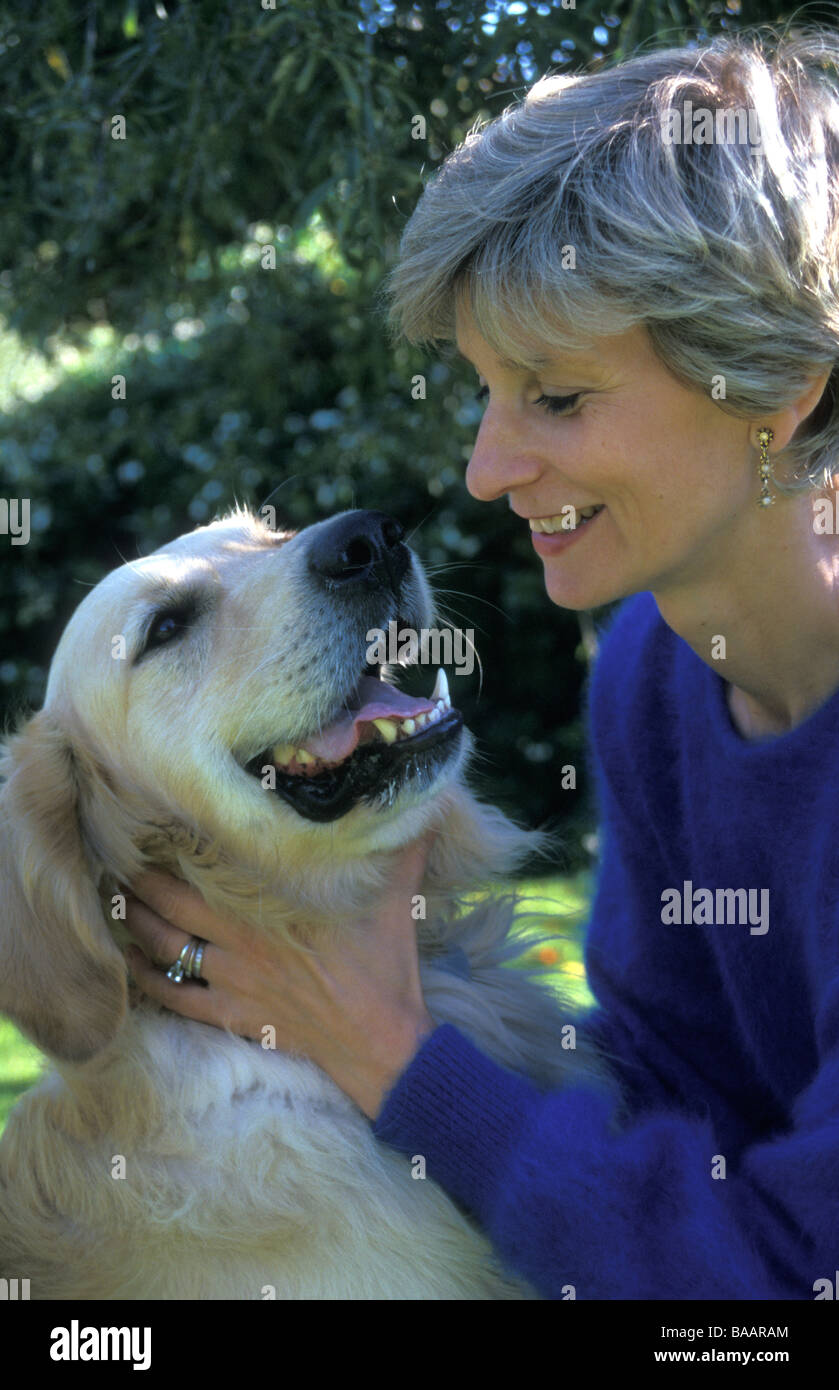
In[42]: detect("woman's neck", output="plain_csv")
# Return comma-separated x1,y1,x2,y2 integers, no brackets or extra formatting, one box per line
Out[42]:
652,486,839,737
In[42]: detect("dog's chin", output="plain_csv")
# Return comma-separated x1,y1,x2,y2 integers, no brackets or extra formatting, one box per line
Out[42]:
245,709,465,824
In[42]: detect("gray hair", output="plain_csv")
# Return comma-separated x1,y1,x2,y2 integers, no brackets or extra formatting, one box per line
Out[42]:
379,26,839,491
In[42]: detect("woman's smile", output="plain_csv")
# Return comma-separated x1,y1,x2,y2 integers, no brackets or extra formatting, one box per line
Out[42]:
528,505,608,556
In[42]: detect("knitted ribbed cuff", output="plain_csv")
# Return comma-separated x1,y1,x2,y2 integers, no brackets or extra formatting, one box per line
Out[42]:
372,1022,542,1222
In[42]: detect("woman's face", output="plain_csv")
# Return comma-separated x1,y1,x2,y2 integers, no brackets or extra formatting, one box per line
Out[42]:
456,301,758,612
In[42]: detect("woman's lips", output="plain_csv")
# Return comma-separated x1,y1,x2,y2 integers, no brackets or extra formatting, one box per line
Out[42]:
529,506,606,555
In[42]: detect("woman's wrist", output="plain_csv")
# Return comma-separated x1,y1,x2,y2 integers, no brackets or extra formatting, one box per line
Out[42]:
343,1008,437,1119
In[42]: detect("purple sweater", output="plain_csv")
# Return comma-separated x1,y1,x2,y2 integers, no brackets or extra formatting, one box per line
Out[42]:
373,592,839,1299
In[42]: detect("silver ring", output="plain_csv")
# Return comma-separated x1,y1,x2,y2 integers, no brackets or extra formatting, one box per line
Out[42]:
190,940,206,981
180,937,199,978
165,936,207,985
165,940,192,984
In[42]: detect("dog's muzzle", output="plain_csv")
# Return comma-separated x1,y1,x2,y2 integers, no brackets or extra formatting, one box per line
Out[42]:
244,510,465,822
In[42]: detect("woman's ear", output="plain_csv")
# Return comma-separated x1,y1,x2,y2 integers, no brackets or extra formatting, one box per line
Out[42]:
0,710,127,1061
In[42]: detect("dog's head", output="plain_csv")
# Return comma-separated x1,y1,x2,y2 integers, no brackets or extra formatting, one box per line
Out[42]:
0,507,540,1060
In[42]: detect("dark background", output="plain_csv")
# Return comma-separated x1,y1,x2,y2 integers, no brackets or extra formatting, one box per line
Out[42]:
0,0,810,868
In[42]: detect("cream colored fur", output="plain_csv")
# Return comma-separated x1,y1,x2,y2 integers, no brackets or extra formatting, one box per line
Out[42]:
0,507,613,1300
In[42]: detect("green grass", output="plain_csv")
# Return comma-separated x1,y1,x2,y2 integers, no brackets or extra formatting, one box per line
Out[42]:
0,872,594,1137
0,1019,47,1134
460,870,596,1011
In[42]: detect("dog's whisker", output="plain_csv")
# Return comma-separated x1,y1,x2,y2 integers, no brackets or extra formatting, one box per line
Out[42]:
431,603,491,647
256,475,305,516
423,562,495,573
426,612,484,698
402,502,442,546
110,541,143,568
430,587,514,622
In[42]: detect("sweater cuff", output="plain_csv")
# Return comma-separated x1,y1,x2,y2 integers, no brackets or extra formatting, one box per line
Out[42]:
372,1022,542,1221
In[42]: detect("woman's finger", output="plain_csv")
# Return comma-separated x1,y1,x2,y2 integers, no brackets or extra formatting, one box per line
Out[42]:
123,893,191,965
124,894,220,984
127,869,243,949
126,946,239,1031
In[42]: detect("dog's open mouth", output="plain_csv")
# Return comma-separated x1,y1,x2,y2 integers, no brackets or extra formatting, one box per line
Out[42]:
245,668,463,822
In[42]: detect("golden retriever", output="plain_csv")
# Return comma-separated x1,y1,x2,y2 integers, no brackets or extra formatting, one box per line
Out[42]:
0,505,609,1299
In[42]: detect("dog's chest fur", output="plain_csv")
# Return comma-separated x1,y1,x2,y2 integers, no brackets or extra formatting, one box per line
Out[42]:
1,967,546,1300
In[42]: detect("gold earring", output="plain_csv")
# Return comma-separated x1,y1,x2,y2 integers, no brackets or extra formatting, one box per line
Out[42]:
757,427,775,507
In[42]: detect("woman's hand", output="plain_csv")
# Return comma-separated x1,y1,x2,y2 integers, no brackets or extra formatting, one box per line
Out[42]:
123,835,437,1120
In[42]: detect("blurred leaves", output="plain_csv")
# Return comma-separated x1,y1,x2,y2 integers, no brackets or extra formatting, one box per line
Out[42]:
0,0,755,346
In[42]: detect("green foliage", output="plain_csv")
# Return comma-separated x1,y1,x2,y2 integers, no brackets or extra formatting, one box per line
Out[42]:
0,0,785,865
0,0,758,342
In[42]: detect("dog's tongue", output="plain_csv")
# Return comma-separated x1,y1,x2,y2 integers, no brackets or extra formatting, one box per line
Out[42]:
305,676,436,762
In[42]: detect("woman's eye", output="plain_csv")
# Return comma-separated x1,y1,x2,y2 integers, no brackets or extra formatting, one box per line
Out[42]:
533,392,580,416
473,385,580,415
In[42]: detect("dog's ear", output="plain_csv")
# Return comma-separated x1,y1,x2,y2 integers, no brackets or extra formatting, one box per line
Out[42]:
0,710,127,1061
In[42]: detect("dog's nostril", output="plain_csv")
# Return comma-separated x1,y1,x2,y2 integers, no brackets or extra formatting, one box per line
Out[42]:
342,537,377,574
381,518,404,549
309,510,410,597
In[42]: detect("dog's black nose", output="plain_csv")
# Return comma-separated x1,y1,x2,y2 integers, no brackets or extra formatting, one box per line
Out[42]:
308,510,409,597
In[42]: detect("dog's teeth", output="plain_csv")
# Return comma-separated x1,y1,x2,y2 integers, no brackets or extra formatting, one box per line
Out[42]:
430,668,449,704
372,718,398,744
415,712,428,727
297,749,315,765
401,719,416,735
272,744,296,765
427,707,442,724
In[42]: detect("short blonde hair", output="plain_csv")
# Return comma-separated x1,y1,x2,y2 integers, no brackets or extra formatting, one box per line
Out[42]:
379,26,839,490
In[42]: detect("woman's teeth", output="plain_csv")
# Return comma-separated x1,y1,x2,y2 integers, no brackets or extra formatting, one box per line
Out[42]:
529,506,604,534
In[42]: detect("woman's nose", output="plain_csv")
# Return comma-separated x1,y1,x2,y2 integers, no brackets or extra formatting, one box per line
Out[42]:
465,412,540,502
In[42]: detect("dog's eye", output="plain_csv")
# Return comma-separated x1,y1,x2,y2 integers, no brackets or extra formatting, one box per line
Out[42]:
149,614,180,644
141,607,194,655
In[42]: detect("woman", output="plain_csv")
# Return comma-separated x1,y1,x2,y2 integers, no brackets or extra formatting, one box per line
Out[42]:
124,28,839,1299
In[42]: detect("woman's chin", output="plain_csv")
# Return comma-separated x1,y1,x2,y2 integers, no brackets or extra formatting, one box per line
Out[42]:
541,565,634,612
